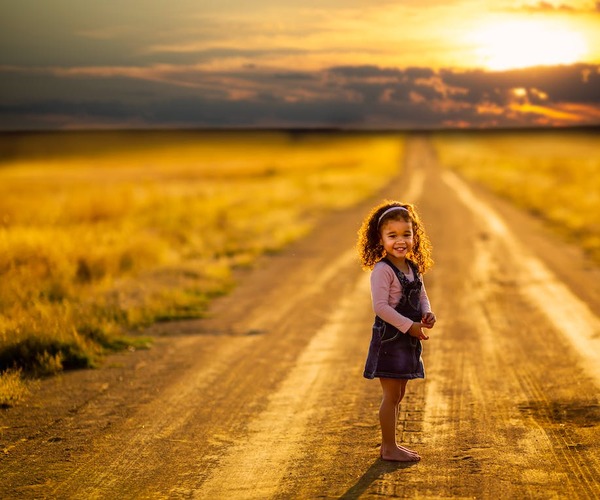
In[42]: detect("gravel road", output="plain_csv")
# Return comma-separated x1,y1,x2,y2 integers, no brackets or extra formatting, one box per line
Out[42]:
1,135,599,499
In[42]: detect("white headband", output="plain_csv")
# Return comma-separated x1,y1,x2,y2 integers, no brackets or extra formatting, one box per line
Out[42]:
377,206,408,226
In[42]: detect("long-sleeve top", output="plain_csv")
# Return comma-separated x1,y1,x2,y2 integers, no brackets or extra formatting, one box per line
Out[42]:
370,260,432,334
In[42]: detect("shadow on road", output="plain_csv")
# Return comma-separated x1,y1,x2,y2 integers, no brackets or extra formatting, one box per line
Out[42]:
338,457,418,499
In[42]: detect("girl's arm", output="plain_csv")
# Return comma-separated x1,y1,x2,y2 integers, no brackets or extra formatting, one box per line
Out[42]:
370,265,414,334
420,281,436,328
419,282,431,314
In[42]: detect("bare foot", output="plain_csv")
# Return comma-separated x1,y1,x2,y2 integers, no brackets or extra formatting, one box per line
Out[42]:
380,445,421,462
398,445,420,457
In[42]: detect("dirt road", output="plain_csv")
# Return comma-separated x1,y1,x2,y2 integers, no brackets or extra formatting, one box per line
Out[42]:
1,136,599,499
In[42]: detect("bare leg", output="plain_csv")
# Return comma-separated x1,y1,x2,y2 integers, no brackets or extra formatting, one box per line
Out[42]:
393,380,405,427
394,380,419,456
379,378,420,462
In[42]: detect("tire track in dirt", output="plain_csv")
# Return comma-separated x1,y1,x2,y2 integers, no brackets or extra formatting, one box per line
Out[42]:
442,168,600,498
49,337,251,498
48,244,368,498
0,139,418,499
411,139,600,499
443,170,600,387
193,270,371,499
191,154,426,500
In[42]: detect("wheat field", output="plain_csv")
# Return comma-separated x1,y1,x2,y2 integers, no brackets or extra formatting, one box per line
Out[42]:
0,131,403,403
2,128,598,405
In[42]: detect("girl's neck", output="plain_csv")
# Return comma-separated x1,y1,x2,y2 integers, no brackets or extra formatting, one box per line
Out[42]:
387,255,410,273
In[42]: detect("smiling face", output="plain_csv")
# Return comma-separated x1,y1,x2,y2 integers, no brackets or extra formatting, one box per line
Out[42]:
379,218,414,265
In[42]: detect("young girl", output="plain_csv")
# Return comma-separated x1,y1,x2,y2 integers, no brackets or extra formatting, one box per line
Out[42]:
357,201,435,462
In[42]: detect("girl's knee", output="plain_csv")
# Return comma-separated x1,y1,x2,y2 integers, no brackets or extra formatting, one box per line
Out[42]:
381,378,408,405
382,393,402,406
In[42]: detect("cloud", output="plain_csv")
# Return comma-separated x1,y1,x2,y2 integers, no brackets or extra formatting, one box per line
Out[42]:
514,1,600,13
520,1,576,12
0,63,598,130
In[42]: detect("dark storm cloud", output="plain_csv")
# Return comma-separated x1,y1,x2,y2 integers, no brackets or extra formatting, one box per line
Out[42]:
0,63,598,130
0,99,130,118
328,66,404,78
138,47,313,66
198,94,361,125
440,65,600,104
327,66,436,80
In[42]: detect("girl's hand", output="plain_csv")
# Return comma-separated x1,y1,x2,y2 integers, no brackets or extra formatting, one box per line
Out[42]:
421,312,436,329
407,322,429,340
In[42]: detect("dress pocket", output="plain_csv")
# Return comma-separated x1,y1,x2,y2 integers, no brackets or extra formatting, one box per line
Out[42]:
380,323,402,344
380,335,419,374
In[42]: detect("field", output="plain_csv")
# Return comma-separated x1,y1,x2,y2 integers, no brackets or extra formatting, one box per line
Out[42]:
0,131,403,403
2,128,599,406
432,128,600,261
1,134,599,497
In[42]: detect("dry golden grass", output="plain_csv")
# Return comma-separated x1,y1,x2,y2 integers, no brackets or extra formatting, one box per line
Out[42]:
0,131,403,391
432,129,600,261
0,368,30,408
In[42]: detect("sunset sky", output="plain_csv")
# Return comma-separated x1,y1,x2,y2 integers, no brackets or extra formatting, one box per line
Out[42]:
1,0,599,130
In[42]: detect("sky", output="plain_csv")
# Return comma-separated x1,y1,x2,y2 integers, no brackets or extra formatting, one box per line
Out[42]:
1,0,599,130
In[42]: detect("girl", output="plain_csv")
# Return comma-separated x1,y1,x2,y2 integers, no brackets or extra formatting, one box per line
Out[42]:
357,201,436,462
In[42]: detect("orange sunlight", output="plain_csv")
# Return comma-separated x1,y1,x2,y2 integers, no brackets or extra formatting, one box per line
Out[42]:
470,19,588,71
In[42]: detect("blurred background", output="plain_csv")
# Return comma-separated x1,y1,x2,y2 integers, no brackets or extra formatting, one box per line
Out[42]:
1,0,599,401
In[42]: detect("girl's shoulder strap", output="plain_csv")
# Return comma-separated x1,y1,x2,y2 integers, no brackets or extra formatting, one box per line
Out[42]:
380,258,421,281
379,258,395,272
380,258,406,282
407,259,421,278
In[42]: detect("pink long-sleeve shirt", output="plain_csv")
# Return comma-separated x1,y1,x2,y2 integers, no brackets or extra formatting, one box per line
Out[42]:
370,260,432,334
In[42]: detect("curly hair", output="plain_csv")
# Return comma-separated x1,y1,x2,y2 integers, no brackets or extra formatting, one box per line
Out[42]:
356,200,434,274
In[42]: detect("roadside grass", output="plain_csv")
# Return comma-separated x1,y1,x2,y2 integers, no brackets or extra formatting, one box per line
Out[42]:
0,368,30,408
0,131,403,403
431,130,600,262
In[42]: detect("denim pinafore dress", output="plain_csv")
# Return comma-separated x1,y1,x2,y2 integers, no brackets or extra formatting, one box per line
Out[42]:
363,258,425,380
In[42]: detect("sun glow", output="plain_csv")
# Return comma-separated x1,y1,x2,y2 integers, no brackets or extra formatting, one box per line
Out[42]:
471,19,588,71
